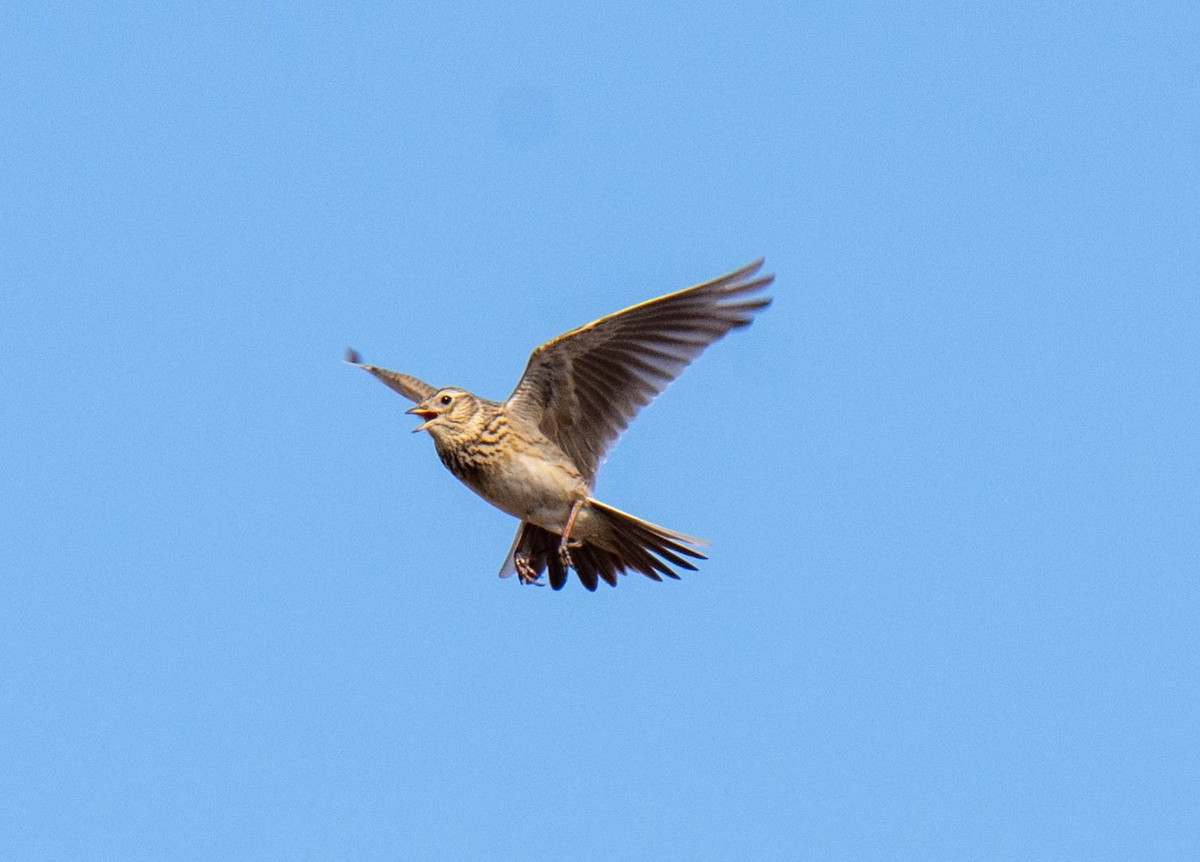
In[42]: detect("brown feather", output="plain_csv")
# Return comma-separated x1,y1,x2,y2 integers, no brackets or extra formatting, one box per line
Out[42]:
505,260,773,485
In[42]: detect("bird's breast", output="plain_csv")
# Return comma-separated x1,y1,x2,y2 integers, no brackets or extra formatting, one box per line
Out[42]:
435,427,586,531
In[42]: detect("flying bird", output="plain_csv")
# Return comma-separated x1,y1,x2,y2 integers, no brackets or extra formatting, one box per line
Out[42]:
347,259,773,590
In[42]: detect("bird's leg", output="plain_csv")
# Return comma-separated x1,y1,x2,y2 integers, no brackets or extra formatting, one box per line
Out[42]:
558,501,584,570
514,553,543,587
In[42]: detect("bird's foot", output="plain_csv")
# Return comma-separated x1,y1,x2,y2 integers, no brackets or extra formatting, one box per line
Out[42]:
557,538,583,571
514,554,543,587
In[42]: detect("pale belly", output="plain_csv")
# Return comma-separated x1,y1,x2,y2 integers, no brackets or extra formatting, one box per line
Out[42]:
466,448,590,532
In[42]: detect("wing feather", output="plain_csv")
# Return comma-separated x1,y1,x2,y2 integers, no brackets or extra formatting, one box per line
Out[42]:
505,260,773,485
344,348,437,403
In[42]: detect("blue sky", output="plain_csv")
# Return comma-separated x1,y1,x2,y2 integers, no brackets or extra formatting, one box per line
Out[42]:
3,2,1197,859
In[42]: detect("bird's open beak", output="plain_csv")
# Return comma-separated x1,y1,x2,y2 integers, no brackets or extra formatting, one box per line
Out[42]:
405,405,439,433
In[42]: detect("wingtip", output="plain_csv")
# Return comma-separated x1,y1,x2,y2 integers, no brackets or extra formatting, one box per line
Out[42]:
709,259,774,298
344,347,363,366
739,257,770,279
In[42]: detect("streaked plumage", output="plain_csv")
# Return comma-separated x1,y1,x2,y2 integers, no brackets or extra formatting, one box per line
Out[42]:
348,259,773,590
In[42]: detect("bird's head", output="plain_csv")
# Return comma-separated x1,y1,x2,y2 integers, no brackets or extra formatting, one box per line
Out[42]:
406,388,481,440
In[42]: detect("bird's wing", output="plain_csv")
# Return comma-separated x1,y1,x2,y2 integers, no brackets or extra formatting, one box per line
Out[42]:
344,349,436,403
504,259,773,485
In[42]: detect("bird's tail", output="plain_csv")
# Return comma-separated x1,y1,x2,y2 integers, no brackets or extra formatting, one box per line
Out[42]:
499,500,708,591
586,498,709,586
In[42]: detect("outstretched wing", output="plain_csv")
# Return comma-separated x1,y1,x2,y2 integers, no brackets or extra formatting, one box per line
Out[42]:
344,348,436,403
504,259,773,486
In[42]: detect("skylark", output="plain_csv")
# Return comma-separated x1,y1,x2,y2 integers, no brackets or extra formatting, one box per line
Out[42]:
347,259,773,590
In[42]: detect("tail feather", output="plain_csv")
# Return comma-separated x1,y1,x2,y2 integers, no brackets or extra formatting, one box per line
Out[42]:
547,538,569,590
497,501,708,591
653,545,702,571
499,522,571,589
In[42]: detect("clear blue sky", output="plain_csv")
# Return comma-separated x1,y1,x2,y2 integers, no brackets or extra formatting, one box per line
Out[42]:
3,3,1197,859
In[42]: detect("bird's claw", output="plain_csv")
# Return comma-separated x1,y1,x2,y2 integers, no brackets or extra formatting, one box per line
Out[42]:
514,554,544,587
557,539,582,572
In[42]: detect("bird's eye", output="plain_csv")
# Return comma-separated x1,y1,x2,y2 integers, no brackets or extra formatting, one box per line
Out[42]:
440,394,452,406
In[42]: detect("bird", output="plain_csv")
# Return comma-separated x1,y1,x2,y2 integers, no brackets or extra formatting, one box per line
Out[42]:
347,259,773,591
